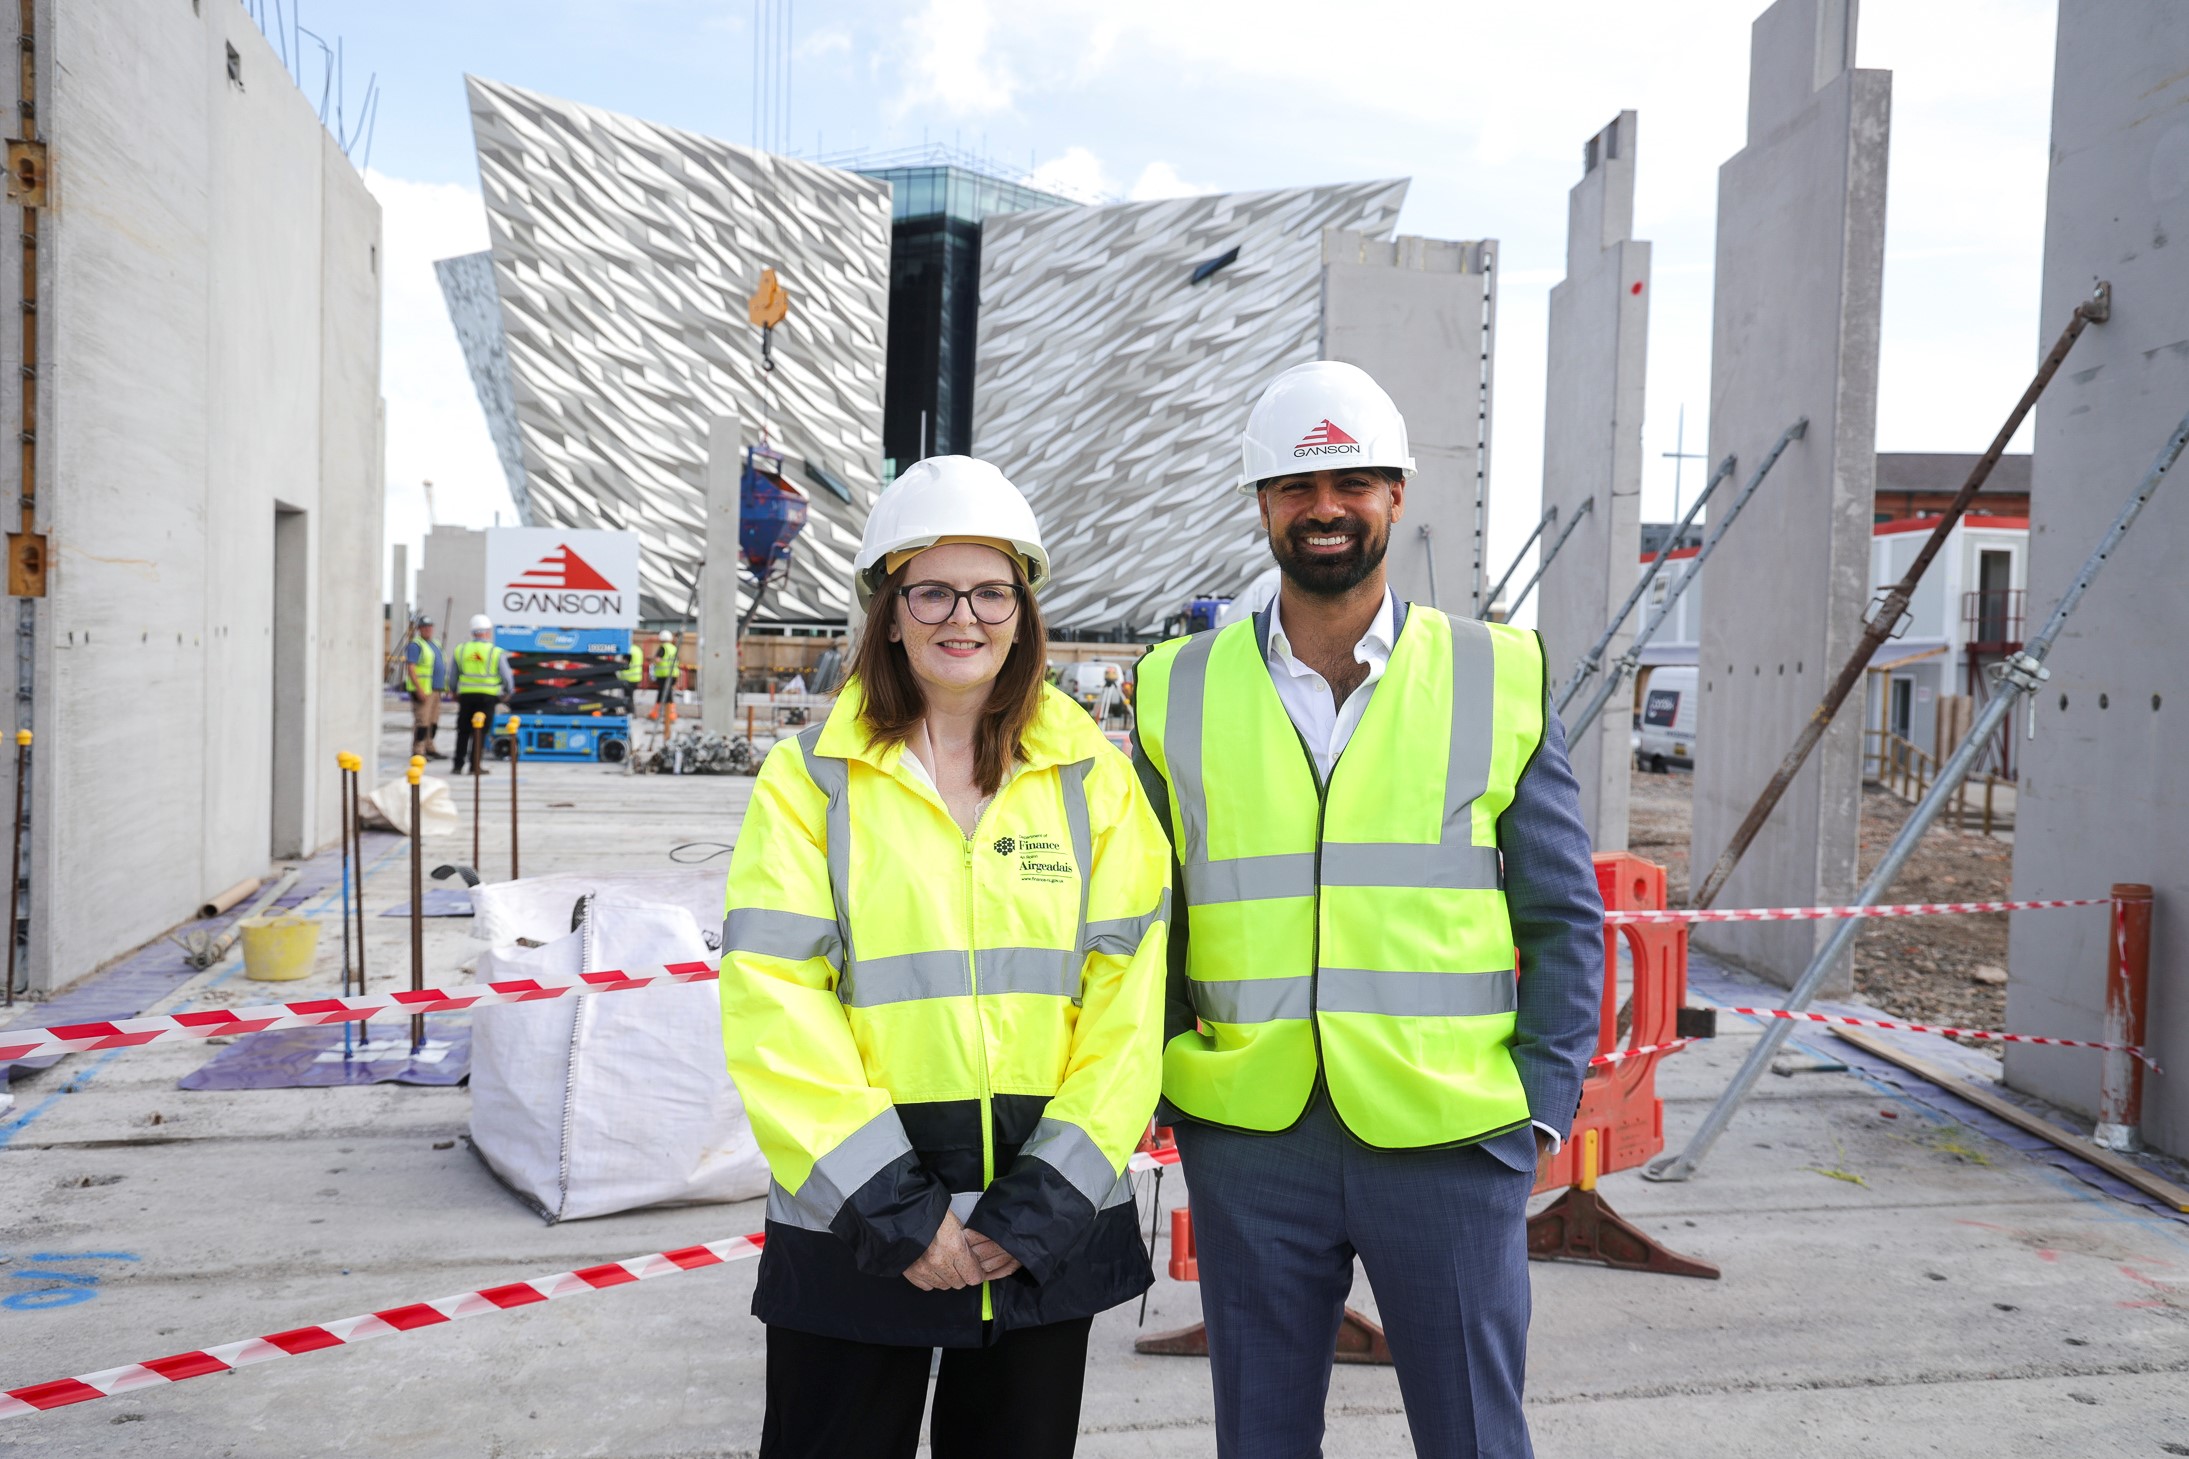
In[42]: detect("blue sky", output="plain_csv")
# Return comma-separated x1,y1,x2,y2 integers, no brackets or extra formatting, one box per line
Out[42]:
282,0,2058,619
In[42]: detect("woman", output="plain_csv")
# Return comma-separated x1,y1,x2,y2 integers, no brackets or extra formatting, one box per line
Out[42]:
720,456,1171,1459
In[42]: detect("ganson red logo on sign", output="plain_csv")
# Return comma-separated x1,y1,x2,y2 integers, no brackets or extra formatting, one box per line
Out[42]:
1292,419,1361,460
483,529,640,629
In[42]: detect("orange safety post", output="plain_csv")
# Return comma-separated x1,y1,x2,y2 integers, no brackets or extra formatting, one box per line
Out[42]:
1526,852,1719,1278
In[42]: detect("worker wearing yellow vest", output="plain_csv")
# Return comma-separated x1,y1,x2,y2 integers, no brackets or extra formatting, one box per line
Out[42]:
720,457,1170,1457
620,639,645,704
1134,362,1603,1458
450,614,515,775
404,617,446,761
646,629,679,719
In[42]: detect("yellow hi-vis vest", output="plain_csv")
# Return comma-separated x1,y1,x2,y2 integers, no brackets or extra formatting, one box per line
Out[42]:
1136,607,1545,1149
407,638,438,695
652,641,680,680
719,679,1170,1340
620,645,643,683
453,640,505,696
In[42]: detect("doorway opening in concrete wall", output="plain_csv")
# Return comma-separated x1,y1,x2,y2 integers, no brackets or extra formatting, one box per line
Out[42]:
271,505,309,858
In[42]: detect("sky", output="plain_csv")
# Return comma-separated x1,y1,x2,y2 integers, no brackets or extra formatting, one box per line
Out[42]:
271,0,2059,622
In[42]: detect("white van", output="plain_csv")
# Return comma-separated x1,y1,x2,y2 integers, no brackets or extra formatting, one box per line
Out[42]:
1634,665,1698,773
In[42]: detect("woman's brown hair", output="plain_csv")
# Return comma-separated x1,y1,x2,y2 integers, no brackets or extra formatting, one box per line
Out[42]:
844,551,1048,795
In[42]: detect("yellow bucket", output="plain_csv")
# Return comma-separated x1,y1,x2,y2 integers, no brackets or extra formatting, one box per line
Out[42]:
239,915,320,982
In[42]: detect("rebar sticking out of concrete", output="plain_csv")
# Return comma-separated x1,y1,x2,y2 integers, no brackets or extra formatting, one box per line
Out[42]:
407,755,425,1053
4,729,26,1007
1689,285,2110,913
1647,401,2189,1185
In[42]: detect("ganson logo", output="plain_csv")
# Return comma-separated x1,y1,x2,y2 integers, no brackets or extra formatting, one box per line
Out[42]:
1291,419,1360,460
502,545,624,617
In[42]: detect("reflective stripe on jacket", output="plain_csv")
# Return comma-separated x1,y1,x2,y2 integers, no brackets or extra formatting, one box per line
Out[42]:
452,640,505,696
720,678,1170,1346
1135,604,1544,1149
406,639,439,694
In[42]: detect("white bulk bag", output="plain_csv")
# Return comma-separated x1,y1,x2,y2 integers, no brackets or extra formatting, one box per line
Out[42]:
468,894,768,1221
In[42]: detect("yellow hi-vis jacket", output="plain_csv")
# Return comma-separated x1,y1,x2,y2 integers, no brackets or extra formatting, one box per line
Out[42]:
619,644,643,684
1135,606,1544,1149
721,677,1170,1347
651,641,680,681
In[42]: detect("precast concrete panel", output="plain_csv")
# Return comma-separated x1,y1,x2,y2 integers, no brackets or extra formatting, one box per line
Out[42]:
2005,0,2189,1153
700,416,742,732
1319,230,1498,618
465,78,889,623
20,0,382,994
1537,112,1650,850
435,250,532,525
1690,0,1888,990
972,181,1408,632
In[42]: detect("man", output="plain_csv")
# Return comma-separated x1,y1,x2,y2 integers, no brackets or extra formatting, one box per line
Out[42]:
619,635,645,713
404,617,446,761
1133,361,1603,1458
648,628,679,720
450,614,515,776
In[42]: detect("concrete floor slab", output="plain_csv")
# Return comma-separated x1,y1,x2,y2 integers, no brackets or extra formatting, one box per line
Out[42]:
3,709,2187,1455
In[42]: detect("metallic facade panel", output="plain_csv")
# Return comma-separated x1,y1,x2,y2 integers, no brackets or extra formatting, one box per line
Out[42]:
973,181,1408,632
434,250,532,525
464,76,890,622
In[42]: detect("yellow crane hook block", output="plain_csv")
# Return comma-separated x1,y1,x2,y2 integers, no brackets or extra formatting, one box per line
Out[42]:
747,266,789,330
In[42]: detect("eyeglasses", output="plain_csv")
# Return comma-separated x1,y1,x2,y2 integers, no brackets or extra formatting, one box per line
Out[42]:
899,581,1022,625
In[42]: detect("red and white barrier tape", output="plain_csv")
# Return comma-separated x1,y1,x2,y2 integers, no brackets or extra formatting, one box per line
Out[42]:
1606,897,2105,925
0,1234,766,1419
1587,1039,1695,1067
0,964,718,1064
1717,1006,2158,1070
3,1150,1184,1420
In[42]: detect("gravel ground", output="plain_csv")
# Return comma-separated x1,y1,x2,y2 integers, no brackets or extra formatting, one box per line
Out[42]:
1627,767,2014,1051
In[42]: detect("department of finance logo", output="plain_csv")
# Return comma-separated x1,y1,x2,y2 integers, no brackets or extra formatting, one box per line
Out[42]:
994,833,1073,884
992,836,1017,856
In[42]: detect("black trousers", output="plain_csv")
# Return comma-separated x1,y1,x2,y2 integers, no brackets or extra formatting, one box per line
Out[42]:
450,693,501,773
759,1317,1093,1459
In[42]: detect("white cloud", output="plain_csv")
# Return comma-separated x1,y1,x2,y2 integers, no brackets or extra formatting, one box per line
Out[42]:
1127,161,1211,201
366,171,520,601
799,26,853,59
1029,146,1117,203
895,0,1016,118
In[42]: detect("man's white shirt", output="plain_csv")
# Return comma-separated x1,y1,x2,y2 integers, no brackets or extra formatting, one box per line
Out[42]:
1261,587,1561,1155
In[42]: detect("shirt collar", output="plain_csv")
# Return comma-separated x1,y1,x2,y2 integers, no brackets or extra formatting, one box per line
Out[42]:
1267,588,1398,675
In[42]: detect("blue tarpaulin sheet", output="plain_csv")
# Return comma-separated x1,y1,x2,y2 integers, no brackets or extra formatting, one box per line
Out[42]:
176,1014,471,1090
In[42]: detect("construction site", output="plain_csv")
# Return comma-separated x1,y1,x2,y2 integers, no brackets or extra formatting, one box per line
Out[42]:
2,0,2186,1454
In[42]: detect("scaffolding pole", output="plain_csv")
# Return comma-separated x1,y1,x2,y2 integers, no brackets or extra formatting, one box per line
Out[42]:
1555,454,1735,717
1689,285,2109,911
1647,401,2189,1185
1482,504,1557,618
1563,421,1807,740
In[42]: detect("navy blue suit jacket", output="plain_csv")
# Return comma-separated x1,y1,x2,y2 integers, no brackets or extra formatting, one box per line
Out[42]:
1132,602,1606,1172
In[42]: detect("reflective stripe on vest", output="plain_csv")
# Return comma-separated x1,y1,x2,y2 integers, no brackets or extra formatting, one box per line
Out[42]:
407,639,438,694
453,641,504,696
791,725,1120,1008
1144,607,1544,1148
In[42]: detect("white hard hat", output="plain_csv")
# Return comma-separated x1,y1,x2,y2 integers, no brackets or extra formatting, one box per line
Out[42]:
853,456,1051,608
1237,360,1414,492
658,629,674,641
469,614,494,633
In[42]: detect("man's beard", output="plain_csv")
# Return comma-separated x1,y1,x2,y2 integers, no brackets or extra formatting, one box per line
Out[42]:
1271,516,1389,597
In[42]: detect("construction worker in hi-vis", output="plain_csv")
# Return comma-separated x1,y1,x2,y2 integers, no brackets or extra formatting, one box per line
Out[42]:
720,456,1170,1459
450,614,514,776
647,628,679,719
1134,361,1604,1459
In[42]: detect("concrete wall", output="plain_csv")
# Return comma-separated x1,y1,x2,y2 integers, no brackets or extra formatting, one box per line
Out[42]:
416,528,489,640
1535,112,1650,850
1319,231,1497,617
8,0,382,994
2006,0,2189,1153
1690,0,1888,989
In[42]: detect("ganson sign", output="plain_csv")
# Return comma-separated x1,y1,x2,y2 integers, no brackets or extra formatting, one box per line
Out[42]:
482,528,641,630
